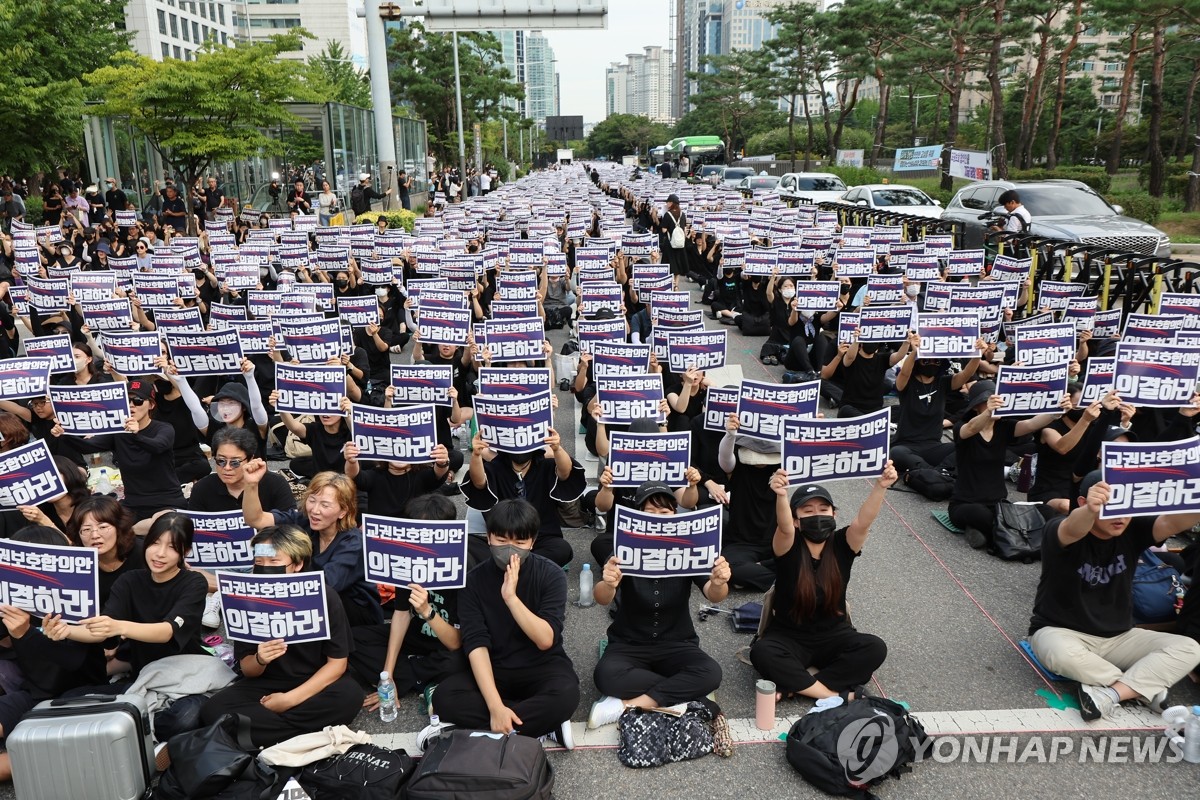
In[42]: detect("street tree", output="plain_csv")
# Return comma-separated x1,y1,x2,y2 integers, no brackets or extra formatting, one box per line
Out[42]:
306,40,372,108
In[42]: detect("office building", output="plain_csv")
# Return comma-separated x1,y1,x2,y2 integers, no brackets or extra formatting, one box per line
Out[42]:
124,0,237,61
232,0,368,68
497,30,561,126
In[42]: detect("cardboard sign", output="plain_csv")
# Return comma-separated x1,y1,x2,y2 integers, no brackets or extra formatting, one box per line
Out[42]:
737,379,820,441
473,390,553,453
389,364,452,408
0,357,52,400
274,363,346,416
667,329,727,373
218,571,330,644
596,374,666,425
350,403,438,464
1100,437,1200,519
165,329,244,377
918,313,980,359
185,510,255,570
993,363,1069,417
1112,342,1200,407
362,515,468,591
0,440,67,509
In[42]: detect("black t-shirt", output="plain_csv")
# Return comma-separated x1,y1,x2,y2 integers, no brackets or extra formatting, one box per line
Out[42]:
99,538,146,606
303,421,351,474
894,374,953,448
82,421,185,510
1029,516,1155,637
389,586,459,656
153,393,208,467
741,281,769,317
608,575,705,644
952,417,1016,505
725,460,778,547
840,351,890,413
161,196,187,229
771,527,858,634
1028,418,1076,503
356,468,445,518
458,554,570,670
188,471,296,514
206,420,267,468
102,567,208,676
233,588,351,687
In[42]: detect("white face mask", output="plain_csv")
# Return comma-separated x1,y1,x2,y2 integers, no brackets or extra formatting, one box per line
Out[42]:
905,284,921,298
800,309,815,320
781,288,796,300
375,288,389,300
216,400,241,422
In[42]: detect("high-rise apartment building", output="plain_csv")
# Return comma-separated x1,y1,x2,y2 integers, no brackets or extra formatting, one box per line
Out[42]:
606,46,674,123
497,30,560,126
124,0,237,62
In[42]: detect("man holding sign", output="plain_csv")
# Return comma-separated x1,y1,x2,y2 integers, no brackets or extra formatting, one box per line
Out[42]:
1028,471,1200,722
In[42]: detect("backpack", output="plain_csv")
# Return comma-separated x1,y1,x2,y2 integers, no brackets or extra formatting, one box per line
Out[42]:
350,184,367,214
403,730,552,800
786,696,927,798
299,743,414,800
991,500,1045,562
902,468,954,502
1132,549,1184,623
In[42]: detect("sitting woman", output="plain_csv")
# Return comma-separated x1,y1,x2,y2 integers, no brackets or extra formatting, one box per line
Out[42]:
586,481,730,728
749,465,896,702
188,427,296,515
198,525,362,748
44,513,212,739
66,495,145,608
241,461,383,626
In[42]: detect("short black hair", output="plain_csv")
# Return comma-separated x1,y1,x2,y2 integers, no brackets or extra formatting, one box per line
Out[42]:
11,525,70,546
211,425,258,458
486,499,540,542
406,493,456,521
145,511,194,560
998,189,1021,205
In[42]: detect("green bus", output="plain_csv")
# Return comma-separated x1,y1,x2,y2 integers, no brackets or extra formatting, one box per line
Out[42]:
663,136,726,166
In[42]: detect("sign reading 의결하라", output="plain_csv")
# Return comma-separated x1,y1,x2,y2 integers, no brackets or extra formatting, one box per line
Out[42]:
0,538,99,624
918,313,980,359
781,408,891,485
1112,342,1200,408
590,342,650,378
613,504,721,579
737,379,820,441
362,514,468,591
608,431,691,489
667,329,727,373
1013,322,1077,369
596,373,666,426
1080,357,1116,404
704,386,739,433
350,403,437,464
24,334,74,374
0,440,67,509
274,363,346,416
1100,437,1200,519
184,510,255,570
993,363,1069,417
218,571,330,645
165,329,245,377
0,357,52,400
857,306,914,343
484,317,546,363
389,364,452,408
49,382,131,436
100,332,161,377
474,390,553,454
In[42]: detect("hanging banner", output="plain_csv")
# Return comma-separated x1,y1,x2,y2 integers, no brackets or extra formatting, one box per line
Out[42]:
894,144,943,172
362,515,469,591
781,408,891,485
948,149,993,181
835,149,865,168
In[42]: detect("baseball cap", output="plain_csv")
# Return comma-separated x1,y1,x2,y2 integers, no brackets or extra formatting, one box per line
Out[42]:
666,193,680,204
633,481,677,509
1077,469,1104,502
790,483,836,511
359,172,371,181
127,378,155,403
1103,425,1136,442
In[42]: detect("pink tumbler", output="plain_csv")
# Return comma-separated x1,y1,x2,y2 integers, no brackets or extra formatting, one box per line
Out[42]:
756,679,776,731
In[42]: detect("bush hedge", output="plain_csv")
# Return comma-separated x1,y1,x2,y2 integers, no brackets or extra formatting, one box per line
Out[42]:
351,209,416,233
1104,192,1161,224
1009,167,1111,194
23,196,43,226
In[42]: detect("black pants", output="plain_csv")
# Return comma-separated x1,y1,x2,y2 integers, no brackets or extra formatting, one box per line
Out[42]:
433,659,579,738
590,533,613,567
594,640,721,707
784,333,829,374
176,457,213,483
348,624,468,693
722,541,776,592
531,535,573,567
65,680,206,741
199,674,363,748
749,624,887,695
948,500,997,541
891,442,955,474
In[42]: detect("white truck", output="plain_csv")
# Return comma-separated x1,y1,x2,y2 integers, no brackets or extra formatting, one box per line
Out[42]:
557,148,573,165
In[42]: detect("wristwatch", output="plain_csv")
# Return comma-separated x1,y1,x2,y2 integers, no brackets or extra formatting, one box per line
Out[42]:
413,606,436,621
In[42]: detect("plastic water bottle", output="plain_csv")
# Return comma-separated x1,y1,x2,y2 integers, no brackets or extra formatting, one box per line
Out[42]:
95,468,113,496
378,671,398,723
1183,705,1200,764
578,563,595,607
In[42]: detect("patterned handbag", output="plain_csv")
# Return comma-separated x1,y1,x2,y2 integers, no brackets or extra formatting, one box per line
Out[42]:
617,700,718,768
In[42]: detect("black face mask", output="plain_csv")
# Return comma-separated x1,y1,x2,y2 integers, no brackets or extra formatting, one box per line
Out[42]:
799,514,837,544
1065,408,1085,422
860,343,880,356
253,565,288,575
509,451,533,467
916,362,940,377
335,279,349,288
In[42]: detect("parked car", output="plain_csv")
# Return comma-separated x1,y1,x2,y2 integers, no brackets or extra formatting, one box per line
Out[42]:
737,175,781,196
939,179,1171,256
695,164,727,185
840,184,943,219
774,172,850,204
719,167,755,187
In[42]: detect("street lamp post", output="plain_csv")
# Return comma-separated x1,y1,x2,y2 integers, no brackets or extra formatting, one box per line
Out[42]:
902,93,937,145
452,31,467,202
1093,108,1106,163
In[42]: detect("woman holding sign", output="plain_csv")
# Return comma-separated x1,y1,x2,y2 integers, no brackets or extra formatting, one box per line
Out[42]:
586,482,730,728
749,465,897,703
198,525,361,747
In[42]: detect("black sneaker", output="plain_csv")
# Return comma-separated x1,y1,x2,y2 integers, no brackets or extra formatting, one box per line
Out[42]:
1076,683,1115,721
963,527,988,550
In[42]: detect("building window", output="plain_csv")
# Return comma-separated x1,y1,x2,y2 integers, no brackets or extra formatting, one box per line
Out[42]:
221,31,228,45
181,19,189,41
158,9,167,34
249,17,301,29
1102,94,1118,106
174,45,182,59
218,4,225,25
1104,63,1121,72
1081,61,1094,72
161,42,170,59
193,21,200,42
200,1,206,18
170,14,178,37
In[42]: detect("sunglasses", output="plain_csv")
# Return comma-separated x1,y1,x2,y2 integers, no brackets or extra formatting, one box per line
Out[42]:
214,457,244,469
136,245,146,250
130,397,148,406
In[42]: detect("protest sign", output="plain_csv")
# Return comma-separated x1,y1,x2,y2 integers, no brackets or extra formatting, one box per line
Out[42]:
917,313,980,359
218,572,330,645
417,307,471,347
225,320,273,356
946,250,985,278
274,363,346,416
1158,293,1200,328
833,249,875,279
864,274,904,305
153,306,205,332
484,317,546,362
837,311,860,345
781,408,891,485
1112,342,1200,407
1013,322,1077,368
737,379,820,441
0,539,98,623
1037,280,1089,311
857,306,914,343
0,357,52,400
993,363,1069,417
989,255,1031,282
1079,357,1116,404
49,382,130,435
1100,437,1200,519
596,374,666,425
79,298,133,332
667,329,727,372
894,144,943,171
1122,313,1186,345
478,367,551,398
279,318,344,364
132,274,181,310
336,295,380,328
24,334,74,374
389,364,452,407
591,342,651,378
473,390,553,453
185,510,255,570
576,317,626,354
704,386,739,433
362,515,468,591
0,440,67,508
165,329,244,377
608,431,691,488
790,281,842,311
350,403,437,464
613,505,721,579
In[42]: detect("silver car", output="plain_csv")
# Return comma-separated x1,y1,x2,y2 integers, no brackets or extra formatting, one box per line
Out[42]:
939,179,1171,257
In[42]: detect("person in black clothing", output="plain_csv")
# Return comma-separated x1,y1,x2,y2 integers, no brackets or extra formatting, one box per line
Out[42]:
652,194,688,290
717,415,784,591
350,494,466,708
273,394,351,479
350,173,390,220
198,525,362,747
950,380,1067,550
187,426,296,515
586,482,730,728
409,338,475,476
425,500,579,749
397,169,413,210
1026,385,1102,517
160,184,187,233
708,266,743,324
733,273,771,337
1028,472,1200,720
52,378,186,521
287,180,311,215
822,335,910,419
463,427,585,567
344,441,452,517
66,496,146,612
104,178,128,217
750,465,896,701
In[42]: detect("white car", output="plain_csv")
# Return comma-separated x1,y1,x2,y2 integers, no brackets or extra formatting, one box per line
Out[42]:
841,184,944,219
775,172,849,204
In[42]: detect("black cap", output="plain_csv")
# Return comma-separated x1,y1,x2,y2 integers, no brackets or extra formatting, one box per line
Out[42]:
633,481,677,509
666,193,680,204
1103,425,1136,442
127,378,155,402
966,379,996,410
1078,469,1104,502
790,483,835,511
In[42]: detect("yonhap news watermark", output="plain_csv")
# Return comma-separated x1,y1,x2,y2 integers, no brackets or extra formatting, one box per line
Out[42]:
910,734,1192,764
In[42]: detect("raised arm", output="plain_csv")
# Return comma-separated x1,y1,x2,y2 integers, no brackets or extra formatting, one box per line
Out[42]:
240,458,277,530
845,461,898,552
770,469,795,558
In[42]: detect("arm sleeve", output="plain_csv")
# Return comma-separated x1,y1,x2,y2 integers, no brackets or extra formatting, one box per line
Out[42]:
171,374,211,430
243,373,269,427
533,562,567,647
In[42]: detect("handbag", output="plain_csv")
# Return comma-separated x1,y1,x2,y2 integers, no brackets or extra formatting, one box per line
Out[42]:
1132,549,1184,623
299,743,413,800
992,501,1045,562
617,701,718,768
153,713,258,800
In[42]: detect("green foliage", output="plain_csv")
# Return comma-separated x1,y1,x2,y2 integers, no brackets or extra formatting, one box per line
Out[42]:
0,0,130,175
586,115,675,160
1105,192,1161,224
825,166,889,186
85,33,317,216
355,209,416,232
22,196,42,226
744,126,873,160
305,40,372,108
1136,160,1191,199
1010,167,1112,193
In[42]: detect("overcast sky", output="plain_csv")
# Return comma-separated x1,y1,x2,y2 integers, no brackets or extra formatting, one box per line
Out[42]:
543,0,670,124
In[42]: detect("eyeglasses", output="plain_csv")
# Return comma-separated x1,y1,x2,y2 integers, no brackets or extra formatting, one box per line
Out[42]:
129,397,148,406
214,457,244,469
136,245,146,250
29,397,49,406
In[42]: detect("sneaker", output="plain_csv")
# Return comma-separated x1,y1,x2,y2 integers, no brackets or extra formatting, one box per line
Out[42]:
1077,683,1117,721
154,743,171,773
202,592,222,629
416,720,455,752
1138,689,1168,713
540,721,575,750
587,695,626,729
963,527,988,550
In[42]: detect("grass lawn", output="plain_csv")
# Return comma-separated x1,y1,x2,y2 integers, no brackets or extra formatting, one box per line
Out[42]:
1158,211,1200,243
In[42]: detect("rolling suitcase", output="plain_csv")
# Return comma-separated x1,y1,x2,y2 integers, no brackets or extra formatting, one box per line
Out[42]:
8,693,155,800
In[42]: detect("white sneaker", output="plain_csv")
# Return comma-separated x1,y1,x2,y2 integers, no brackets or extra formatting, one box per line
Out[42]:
587,695,625,729
416,720,454,752
202,592,222,629
539,720,575,750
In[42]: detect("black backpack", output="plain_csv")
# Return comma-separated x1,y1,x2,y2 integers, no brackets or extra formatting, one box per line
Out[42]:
786,696,926,798
403,730,553,800
903,468,954,502
350,184,367,214
300,743,414,800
